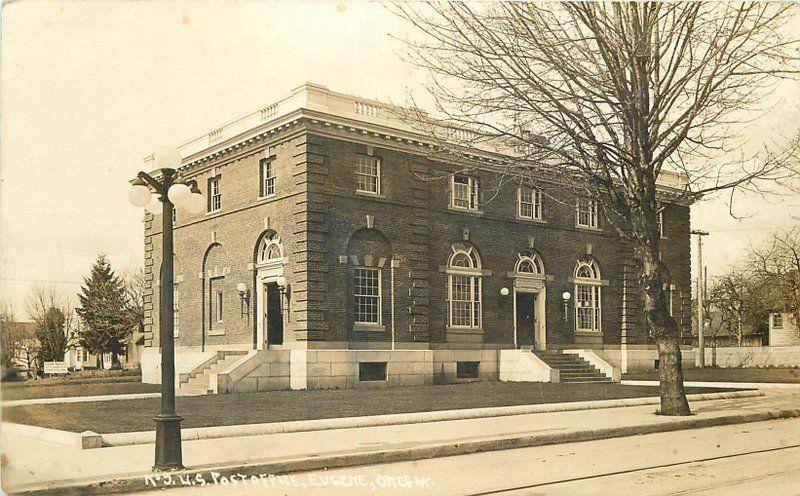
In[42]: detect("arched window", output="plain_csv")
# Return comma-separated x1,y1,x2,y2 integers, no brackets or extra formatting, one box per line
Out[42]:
574,259,601,332
447,245,482,328
257,233,283,265
515,252,544,275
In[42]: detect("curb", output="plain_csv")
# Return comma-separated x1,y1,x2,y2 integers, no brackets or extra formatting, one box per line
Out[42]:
621,380,800,389
1,423,103,449
9,406,800,496
99,389,762,448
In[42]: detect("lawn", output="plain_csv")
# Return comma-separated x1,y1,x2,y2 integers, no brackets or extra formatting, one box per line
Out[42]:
1,382,733,434
624,367,800,383
1,381,161,401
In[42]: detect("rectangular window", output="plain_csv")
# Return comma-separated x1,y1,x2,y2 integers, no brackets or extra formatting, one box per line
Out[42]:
215,290,223,323
772,313,783,329
456,361,480,379
208,277,225,335
354,267,381,324
451,174,479,210
575,284,601,332
356,155,380,194
358,362,387,382
173,284,180,338
449,274,481,328
76,347,86,362
576,198,598,228
657,211,664,238
208,176,221,212
260,158,275,197
518,186,542,220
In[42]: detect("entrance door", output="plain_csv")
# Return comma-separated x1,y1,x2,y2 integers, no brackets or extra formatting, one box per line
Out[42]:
515,292,536,347
264,282,283,345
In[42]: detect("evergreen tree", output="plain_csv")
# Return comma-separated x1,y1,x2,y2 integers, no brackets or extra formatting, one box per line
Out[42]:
34,307,70,365
76,255,131,369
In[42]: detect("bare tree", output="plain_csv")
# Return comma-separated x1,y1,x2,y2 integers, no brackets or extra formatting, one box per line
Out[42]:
392,2,800,414
25,284,78,368
707,268,768,346
750,228,800,326
0,300,24,369
122,268,146,339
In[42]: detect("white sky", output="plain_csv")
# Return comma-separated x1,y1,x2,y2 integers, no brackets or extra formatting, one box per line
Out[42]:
1,1,799,318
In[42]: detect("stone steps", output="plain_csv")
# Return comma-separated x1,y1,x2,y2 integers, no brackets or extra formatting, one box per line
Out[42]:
534,351,611,383
178,352,247,395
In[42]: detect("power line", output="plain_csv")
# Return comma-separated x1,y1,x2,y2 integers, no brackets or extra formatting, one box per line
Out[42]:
0,277,83,285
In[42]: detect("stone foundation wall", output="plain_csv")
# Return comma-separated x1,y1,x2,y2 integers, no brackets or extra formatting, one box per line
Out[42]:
432,350,499,384
289,350,434,389
595,348,697,371
700,346,800,368
217,350,291,393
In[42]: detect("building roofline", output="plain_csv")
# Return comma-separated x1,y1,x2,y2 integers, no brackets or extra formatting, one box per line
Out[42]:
143,82,690,193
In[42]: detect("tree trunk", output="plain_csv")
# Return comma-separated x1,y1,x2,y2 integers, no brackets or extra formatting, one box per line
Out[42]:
637,244,692,416
737,316,742,347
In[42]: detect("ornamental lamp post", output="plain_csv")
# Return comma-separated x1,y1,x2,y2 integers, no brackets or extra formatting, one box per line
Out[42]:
129,146,205,470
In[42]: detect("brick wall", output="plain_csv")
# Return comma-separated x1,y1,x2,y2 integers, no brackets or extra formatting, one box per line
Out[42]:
143,125,692,351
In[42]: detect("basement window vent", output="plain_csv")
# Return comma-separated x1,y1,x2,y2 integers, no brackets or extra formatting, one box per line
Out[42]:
456,361,480,379
358,362,387,382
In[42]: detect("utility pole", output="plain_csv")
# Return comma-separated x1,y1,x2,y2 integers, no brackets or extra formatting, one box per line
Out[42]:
692,230,709,368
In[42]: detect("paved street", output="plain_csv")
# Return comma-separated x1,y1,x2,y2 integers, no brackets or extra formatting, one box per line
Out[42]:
133,418,800,496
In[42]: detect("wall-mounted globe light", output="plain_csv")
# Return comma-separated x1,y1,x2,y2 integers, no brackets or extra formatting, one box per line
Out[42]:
500,287,510,297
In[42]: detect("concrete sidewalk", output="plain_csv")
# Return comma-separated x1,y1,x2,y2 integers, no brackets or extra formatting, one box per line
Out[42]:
3,392,161,407
3,390,799,495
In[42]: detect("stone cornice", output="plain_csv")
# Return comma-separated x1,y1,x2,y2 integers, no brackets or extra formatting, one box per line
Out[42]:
146,82,691,199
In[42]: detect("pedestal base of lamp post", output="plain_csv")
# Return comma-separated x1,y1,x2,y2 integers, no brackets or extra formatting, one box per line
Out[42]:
153,414,184,470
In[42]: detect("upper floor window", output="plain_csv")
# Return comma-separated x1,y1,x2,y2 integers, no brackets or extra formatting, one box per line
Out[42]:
452,174,479,210
356,155,381,194
208,176,221,213
354,267,381,324
447,245,482,328
657,210,664,238
260,158,275,197
517,186,542,220
576,198,598,228
772,313,783,329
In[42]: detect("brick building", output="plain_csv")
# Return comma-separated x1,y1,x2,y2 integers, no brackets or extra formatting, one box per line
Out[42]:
140,83,693,392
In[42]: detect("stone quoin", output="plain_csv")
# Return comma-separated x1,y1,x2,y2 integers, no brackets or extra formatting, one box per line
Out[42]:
140,83,692,391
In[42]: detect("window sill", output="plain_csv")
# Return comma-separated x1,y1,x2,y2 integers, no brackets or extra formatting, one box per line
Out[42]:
446,326,483,333
205,210,223,218
355,190,384,199
447,206,483,216
353,323,386,332
257,193,277,201
516,215,546,224
208,329,226,336
574,329,602,336
575,225,602,232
